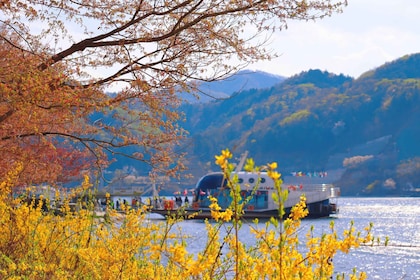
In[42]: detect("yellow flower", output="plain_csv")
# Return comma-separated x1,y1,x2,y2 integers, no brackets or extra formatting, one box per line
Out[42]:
215,149,232,169
244,158,255,172
267,170,281,181
209,197,221,211
268,162,278,170
215,154,227,168
220,208,233,222
82,174,93,190
221,149,232,159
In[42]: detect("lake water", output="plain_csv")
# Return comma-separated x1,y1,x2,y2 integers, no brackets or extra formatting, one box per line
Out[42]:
149,197,420,279
331,197,420,280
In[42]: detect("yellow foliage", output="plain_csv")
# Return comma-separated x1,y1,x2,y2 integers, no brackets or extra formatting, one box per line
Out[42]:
0,152,373,279
280,109,311,126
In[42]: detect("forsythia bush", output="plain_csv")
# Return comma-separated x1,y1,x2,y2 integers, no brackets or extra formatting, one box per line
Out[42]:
0,151,373,279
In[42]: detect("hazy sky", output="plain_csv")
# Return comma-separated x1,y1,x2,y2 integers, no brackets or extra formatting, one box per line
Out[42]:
248,0,420,78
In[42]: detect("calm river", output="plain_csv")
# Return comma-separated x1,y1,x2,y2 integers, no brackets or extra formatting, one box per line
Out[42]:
149,197,420,279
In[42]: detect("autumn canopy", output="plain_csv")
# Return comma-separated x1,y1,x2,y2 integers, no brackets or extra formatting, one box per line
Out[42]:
0,0,347,186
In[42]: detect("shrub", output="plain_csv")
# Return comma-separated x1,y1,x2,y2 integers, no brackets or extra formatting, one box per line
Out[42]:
0,152,372,279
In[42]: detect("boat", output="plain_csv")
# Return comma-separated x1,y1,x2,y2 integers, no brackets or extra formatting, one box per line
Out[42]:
150,171,340,220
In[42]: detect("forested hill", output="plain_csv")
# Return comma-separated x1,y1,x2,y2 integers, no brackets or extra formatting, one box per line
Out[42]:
180,53,420,196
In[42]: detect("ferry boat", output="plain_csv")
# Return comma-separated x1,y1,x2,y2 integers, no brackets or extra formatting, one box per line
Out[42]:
150,171,340,220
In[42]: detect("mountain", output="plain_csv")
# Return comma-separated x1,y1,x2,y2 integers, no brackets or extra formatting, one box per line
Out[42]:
359,53,420,80
178,70,286,103
179,53,420,197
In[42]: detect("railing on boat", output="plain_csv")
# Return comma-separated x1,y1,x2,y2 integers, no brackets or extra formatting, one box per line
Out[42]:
283,184,340,207
286,184,340,196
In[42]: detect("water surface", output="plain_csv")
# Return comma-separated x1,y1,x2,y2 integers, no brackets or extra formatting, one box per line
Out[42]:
151,197,420,279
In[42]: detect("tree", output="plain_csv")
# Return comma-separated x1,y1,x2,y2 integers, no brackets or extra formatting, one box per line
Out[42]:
0,0,347,186
0,39,100,185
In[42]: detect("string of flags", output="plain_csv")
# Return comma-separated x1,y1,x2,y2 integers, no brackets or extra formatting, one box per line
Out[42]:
290,171,328,177
174,189,214,196
173,189,196,196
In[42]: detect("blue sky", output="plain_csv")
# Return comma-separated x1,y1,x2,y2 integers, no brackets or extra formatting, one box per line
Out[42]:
249,0,420,78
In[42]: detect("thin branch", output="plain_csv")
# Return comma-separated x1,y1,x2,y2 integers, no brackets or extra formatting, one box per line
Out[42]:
0,108,14,124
